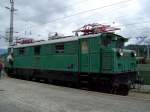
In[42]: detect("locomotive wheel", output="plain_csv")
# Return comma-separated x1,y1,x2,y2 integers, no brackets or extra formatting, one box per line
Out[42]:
111,86,118,94
122,85,129,96
117,85,129,96
35,77,40,82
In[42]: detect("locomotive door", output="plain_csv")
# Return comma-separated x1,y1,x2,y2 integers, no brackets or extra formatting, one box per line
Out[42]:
79,39,90,73
33,46,41,68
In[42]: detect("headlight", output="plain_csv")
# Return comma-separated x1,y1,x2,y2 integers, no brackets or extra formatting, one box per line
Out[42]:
119,52,123,56
131,52,136,57
117,49,123,56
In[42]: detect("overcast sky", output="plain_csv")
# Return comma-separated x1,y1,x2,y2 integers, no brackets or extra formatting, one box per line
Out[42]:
0,0,150,48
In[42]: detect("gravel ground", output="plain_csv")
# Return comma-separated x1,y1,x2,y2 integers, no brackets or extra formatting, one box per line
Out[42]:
0,78,150,112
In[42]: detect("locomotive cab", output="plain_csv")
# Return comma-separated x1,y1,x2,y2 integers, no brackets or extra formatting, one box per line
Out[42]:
101,33,136,65
101,33,137,73
100,33,137,95
101,33,127,49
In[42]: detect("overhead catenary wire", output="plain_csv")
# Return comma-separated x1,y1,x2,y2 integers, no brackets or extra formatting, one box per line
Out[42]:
17,18,150,40
12,0,150,39
115,19,150,28
47,0,132,23
121,25,150,38
2,0,149,46
17,0,133,34
1,0,141,37
60,0,90,11
18,17,150,36
48,2,133,24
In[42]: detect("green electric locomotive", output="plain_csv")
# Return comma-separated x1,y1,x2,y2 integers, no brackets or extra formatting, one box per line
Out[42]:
6,25,138,95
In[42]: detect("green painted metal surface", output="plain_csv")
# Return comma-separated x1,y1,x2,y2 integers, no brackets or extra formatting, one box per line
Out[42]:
101,49,114,73
14,41,79,72
79,36,101,73
8,33,136,75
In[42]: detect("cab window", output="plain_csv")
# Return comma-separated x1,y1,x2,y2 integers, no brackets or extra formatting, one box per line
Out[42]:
102,35,111,47
116,39,124,48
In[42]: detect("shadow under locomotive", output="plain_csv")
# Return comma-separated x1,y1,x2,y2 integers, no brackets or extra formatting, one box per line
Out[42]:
7,68,140,96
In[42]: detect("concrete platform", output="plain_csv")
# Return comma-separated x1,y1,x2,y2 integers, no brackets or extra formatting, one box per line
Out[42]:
0,78,150,112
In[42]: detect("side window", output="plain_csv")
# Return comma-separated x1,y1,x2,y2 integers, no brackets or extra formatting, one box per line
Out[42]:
117,39,124,48
34,46,41,55
55,44,64,53
19,48,25,55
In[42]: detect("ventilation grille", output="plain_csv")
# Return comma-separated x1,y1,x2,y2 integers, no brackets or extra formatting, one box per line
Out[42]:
102,51,113,72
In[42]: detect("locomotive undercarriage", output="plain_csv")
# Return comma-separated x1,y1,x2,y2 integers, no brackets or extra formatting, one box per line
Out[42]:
8,68,138,95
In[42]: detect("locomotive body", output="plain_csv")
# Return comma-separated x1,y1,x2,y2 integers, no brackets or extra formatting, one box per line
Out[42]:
7,33,137,95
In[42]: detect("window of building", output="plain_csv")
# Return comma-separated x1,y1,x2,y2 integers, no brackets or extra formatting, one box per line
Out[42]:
34,46,41,55
19,48,25,55
55,44,64,53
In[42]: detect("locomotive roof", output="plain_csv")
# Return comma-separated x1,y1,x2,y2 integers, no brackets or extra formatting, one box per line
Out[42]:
11,33,127,48
12,33,101,48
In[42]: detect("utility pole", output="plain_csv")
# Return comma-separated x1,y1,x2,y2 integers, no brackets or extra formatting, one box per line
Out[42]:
147,45,149,58
5,0,17,46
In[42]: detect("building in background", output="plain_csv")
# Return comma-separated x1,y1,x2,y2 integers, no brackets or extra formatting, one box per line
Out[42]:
126,45,150,58
126,44,150,85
